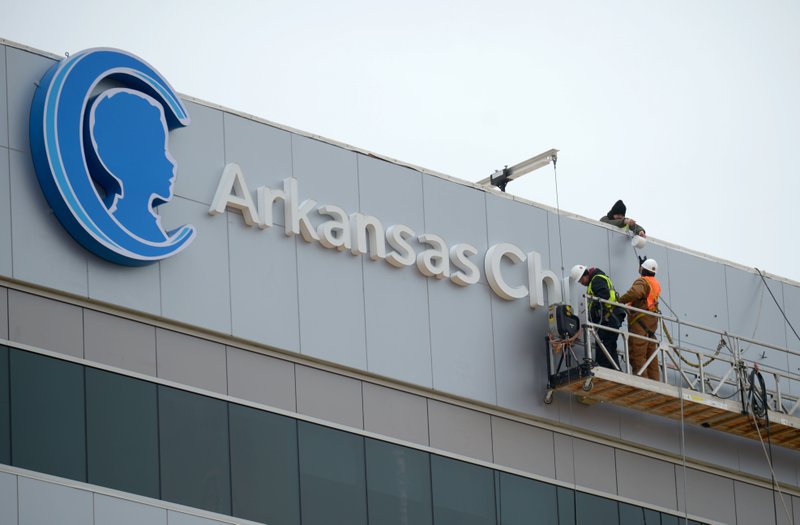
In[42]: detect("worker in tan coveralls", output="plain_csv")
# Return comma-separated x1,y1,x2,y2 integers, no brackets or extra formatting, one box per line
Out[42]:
618,259,661,381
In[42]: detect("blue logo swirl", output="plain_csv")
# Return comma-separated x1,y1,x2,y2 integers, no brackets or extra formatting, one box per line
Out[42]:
29,48,196,266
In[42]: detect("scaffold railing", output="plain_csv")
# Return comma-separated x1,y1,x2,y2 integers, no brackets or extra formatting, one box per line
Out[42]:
544,294,800,450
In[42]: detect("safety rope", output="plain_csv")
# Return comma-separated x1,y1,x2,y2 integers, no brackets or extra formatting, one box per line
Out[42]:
660,320,725,368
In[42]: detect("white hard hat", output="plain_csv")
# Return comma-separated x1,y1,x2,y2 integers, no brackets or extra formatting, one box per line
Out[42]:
631,235,646,249
570,264,588,281
641,259,658,273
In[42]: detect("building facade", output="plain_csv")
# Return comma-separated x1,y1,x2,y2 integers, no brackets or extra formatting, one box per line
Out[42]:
0,39,798,525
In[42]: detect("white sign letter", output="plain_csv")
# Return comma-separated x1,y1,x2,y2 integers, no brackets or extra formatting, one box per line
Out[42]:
528,250,562,308
416,233,450,279
450,244,479,286
485,243,528,299
209,163,259,226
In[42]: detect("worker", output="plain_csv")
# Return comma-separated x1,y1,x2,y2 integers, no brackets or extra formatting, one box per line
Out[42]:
570,264,626,370
618,258,661,381
600,199,646,238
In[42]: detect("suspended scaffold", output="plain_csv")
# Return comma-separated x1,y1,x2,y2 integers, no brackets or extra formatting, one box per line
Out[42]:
544,295,800,451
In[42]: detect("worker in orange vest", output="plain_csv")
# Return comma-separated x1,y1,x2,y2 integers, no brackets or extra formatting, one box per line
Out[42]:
618,259,661,381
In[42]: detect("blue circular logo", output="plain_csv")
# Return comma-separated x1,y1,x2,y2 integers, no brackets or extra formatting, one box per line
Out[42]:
29,48,196,266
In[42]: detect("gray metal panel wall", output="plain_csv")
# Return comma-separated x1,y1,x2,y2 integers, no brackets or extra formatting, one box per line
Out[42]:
2,40,800,491
0,46,8,148
358,155,433,387
0,147,10,277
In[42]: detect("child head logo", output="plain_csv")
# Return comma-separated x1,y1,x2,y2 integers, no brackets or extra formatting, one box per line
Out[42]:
90,89,177,243
29,48,195,266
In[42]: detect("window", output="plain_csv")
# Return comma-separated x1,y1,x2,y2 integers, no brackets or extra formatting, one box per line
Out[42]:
158,385,231,515
229,403,300,524
86,368,159,498
498,472,558,525
431,455,496,525
365,438,433,525
10,349,85,481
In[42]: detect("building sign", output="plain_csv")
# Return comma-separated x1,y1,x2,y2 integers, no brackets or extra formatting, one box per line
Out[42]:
210,164,563,308
29,48,195,266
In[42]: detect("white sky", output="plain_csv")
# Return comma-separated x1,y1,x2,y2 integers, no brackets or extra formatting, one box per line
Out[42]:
3,0,799,283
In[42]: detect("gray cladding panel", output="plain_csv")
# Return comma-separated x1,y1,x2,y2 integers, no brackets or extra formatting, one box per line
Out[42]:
6,47,54,152
88,257,161,315
491,289,550,416
0,147,9,277
549,215,609,307
357,155,425,232
18,477,93,525
296,240,367,369
558,437,617,495
781,282,800,397
362,382,429,446
725,267,788,390
665,249,728,357
226,347,296,411
228,219,300,353
615,450,677,511
486,195,553,415
363,259,432,386
682,425,740,473
675,467,736,524
0,471,16,525
171,101,225,204
0,47,7,147
427,400,493,462
291,134,359,211
421,174,488,284
428,281,496,404
609,234,671,306
490,416,556,479
358,156,432,385
9,149,89,296
295,365,363,429
94,494,167,525
0,287,6,340
8,290,84,357
83,310,157,376
619,410,682,456
223,113,292,225
159,197,231,334
156,328,227,394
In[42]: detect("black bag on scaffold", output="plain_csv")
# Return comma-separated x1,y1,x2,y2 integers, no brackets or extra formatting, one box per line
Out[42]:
548,303,580,339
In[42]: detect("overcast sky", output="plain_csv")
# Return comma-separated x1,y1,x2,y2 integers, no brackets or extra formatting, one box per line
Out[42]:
2,1,799,283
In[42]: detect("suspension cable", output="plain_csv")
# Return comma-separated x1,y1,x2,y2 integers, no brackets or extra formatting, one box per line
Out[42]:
755,268,800,344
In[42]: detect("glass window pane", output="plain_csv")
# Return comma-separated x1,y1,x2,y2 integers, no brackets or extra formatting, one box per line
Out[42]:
499,472,558,525
557,487,575,525
158,385,231,515
431,454,497,525
298,421,367,525
576,493,618,524
660,513,678,525
621,504,661,525
0,346,8,465
10,349,86,481
365,438,432,525
86,368,159,498
229,403,300,525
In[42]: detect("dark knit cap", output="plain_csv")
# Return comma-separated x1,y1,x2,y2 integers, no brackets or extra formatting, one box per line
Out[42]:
607,199,626,217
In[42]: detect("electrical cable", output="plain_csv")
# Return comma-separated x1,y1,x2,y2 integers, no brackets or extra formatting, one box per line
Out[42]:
747,368,791,524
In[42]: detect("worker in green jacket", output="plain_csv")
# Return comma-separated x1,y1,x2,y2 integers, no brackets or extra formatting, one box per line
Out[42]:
600,200,646,238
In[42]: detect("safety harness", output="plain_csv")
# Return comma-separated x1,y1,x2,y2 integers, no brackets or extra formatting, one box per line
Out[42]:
587,273,619,322
629,276,661,338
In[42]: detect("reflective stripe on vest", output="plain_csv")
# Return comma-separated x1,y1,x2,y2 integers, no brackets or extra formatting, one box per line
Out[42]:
642,275,661,311
587,273,617,316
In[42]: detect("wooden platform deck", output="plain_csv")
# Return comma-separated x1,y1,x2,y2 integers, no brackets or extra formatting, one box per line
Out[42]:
553,367,800,450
